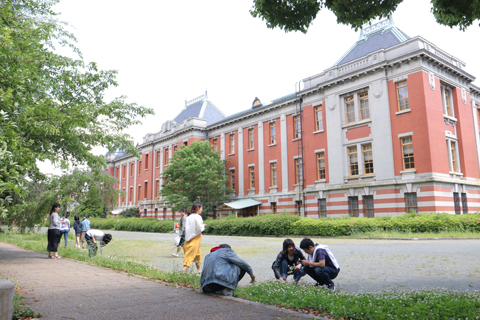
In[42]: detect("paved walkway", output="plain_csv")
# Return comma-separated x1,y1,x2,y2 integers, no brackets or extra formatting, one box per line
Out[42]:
0,242,313,320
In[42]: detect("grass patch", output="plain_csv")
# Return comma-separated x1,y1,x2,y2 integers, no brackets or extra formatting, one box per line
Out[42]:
350,229,480,239
235,281,480,320
13,284,41,320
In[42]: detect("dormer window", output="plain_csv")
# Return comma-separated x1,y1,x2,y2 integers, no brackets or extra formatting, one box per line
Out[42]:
252,97,262,109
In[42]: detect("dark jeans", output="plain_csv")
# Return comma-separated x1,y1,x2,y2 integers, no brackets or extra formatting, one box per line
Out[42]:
47,229,61,252
303,265,339,286
202,268,246,293
60,229,69,247
280,259,306,282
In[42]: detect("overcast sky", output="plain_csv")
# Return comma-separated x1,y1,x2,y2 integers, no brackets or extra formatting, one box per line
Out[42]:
40,0,480,174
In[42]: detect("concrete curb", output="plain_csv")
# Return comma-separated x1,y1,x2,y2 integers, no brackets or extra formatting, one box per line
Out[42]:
0,280,14,320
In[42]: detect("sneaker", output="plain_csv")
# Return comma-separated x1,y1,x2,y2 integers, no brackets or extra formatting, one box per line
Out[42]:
171,253,179,257
220,288,232,296
327,282,336,291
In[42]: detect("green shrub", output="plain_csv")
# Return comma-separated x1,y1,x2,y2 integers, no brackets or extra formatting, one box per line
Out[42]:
90,217,120,230
114,218,175,233
120,207,140,218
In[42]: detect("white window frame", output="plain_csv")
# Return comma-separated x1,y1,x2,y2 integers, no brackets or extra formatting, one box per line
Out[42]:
345,142,374,178
446,137,461,174
441,84,455,119
341,88,370,126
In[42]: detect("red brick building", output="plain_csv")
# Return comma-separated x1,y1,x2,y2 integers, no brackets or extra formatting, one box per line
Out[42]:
107,17,480,219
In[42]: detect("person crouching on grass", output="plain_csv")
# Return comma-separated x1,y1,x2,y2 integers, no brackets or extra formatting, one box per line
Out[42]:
299,238,340,291
182,202,205,273
201,244,255,296
272,238,306,284
85,229,113,258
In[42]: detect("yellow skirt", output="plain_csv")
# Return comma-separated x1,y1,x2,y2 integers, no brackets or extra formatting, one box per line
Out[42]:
182,233,202,267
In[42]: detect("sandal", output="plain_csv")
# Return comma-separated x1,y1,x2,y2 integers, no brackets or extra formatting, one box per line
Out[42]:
54,256,62,259
47,256,53,259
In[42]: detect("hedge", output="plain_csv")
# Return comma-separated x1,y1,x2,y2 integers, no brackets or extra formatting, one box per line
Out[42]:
88,213,480,237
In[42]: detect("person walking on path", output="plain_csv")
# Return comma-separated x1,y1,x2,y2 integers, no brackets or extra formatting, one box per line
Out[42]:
73,215,82,248
60,212,71,248
272,239,306,284
171,209,187,257
299,238,340,291
201,244,255,296
47,203,63,259
182,202,205,273
80,214,91,249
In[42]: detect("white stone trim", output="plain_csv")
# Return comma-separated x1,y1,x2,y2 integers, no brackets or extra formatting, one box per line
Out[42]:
398,132,413,138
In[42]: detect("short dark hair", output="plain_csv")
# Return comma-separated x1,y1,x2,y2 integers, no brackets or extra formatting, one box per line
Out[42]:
218,244,231,249
74,215,79,221
103,234,112,245
299,238,314,250
84,214,89,218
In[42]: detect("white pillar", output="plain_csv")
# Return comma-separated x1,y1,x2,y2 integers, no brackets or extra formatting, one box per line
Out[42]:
133,161,138,204
280,114,289,193
118,164,122,207
238,127,244,196
126,163,130,205
258,121,265,195
220,133,225,161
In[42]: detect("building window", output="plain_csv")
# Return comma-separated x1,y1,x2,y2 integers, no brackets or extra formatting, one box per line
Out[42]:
442,86,454,117
453,192,461,215
213,138,218,151
345,96,355,124
155,180,160,199
270,122,276,144
319,199,327,218
401,136,415,170
296,201,302,215
173,145,177,155
449,140,459,173
230,134,235,154
461,193,468,214
155,208,158,219
156,151,160,167
314,105,323,131
271,202,277,214
145,154,149,170
248,128,254,150
317,152,325,180
164,148,169,166
362,144,374,175
138,185,142,201
163,207,167,220
348,146,359,176
294,115,301,139
270,162,277,187
129,187,133,203
348,197,359,217
359,92,369,120
396,81,409,111
249,167,255,189
138,161,142,175
230,169,235,191
295,158,303,185
144,182,148,199
123,165,126,178
130,163,134,177
405,193,417,213
364,195,374,218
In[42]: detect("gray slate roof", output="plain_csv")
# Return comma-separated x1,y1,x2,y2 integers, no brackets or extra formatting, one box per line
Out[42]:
173,100,225,126
334,19,410,67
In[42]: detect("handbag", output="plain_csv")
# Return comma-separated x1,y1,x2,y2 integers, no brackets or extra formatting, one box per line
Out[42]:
174,235,181,246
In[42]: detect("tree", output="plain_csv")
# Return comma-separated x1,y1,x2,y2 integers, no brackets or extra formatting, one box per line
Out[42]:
250,0,480,33
160,140,232,219
0,0,154,222
8,167,122,232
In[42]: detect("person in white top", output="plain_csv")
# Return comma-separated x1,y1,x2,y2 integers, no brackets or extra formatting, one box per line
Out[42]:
47,203,64,259
182,202,205,273
85,229,113,257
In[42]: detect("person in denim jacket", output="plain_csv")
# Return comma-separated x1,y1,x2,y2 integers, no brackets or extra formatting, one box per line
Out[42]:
200,244,255,296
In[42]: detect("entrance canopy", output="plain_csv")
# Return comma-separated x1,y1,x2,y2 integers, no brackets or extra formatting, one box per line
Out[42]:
111,208,123,216
217,198,263,217
218,198,262,210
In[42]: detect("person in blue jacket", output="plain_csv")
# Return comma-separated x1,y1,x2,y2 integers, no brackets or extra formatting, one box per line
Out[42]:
200,244,255,296
80,214,91,249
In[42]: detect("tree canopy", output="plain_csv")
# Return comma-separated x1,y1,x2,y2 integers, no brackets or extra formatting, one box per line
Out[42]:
160,140,231,218
0,0,154,219
250,0,480,33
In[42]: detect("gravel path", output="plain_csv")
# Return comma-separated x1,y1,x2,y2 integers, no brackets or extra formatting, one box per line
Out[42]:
102,230,480,292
